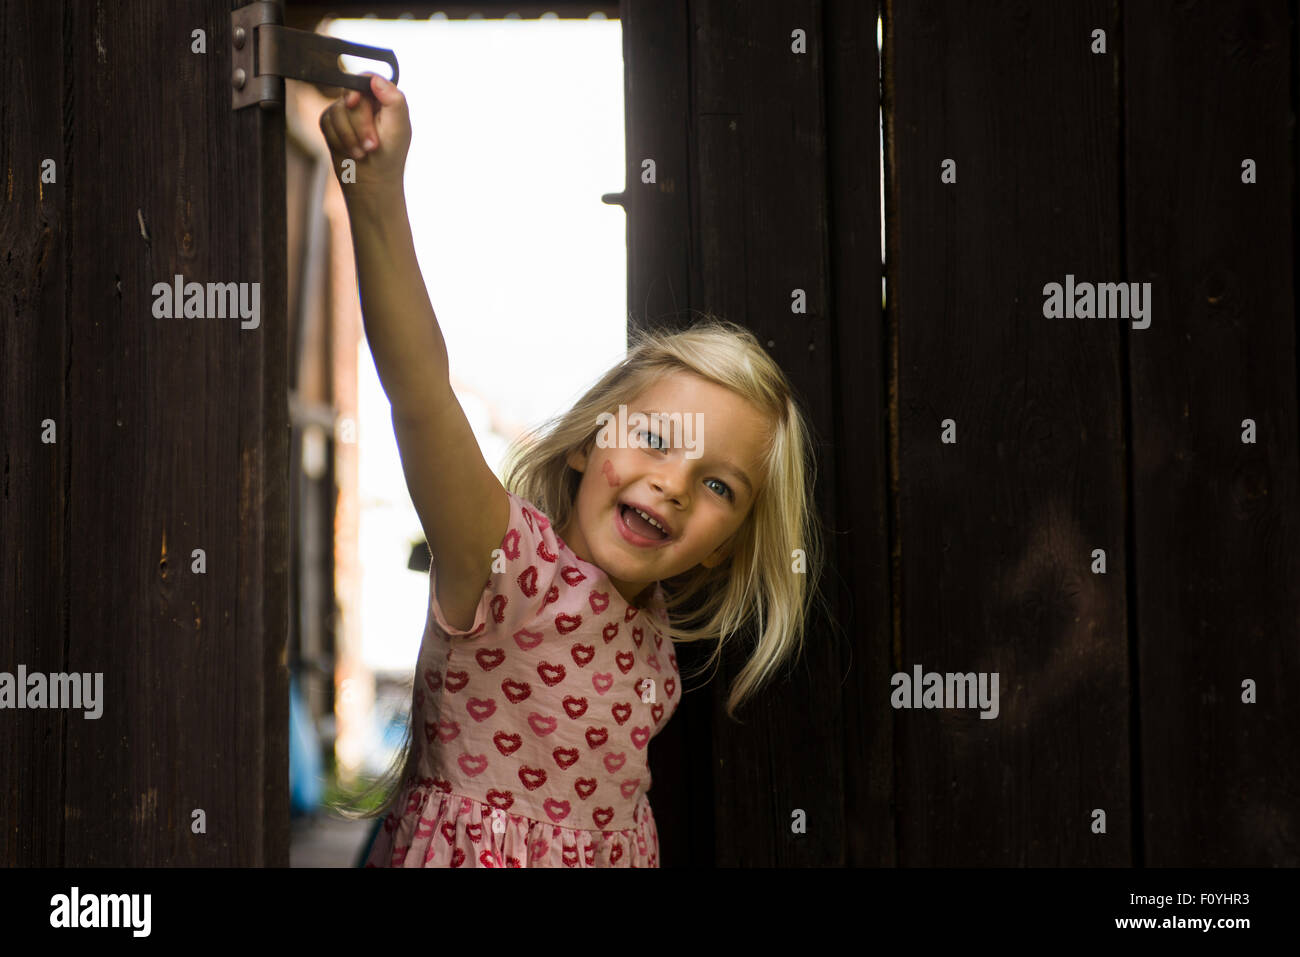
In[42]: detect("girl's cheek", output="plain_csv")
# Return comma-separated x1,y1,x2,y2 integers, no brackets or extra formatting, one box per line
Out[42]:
601,458,621,488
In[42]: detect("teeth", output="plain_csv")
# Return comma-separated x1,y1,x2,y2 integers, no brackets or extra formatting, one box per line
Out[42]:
629,506,666,534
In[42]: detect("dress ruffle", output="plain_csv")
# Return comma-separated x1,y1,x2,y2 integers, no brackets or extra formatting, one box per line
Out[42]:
365,778,660,868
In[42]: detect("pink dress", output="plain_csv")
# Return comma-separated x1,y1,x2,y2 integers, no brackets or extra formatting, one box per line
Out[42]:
364,490,681,868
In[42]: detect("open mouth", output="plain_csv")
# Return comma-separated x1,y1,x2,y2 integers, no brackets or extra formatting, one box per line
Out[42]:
620,503,670,541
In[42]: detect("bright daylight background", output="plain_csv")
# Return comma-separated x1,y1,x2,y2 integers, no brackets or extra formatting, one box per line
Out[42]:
326,14,628,768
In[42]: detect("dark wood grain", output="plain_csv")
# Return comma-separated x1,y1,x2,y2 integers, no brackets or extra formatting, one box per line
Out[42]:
0,0,287,865
0,0,70,866
889,0,1132,864
623,0,715,869
1125,0,1300,866
689,0,845,866
826,0,893,867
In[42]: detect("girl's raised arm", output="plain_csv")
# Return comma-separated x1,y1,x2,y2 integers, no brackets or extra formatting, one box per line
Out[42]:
321,75,509,631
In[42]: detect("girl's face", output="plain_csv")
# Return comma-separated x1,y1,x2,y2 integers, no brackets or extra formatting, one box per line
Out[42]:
558,372,770,607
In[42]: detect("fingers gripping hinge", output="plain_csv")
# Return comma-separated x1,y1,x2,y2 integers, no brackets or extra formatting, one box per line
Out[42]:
231,1,400,110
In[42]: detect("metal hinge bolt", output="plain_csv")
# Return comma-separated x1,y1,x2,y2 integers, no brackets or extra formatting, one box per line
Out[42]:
230,1,399,111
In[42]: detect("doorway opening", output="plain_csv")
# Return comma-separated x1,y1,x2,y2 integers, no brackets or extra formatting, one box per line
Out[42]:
283,9,627,865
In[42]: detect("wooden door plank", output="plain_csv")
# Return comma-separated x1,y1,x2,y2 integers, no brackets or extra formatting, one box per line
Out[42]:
826,0,894,866
0,0,71,866
691,0,844,866
623,0,715,868
889,0,1130,864
1125,0,1300,866
0,0,288,865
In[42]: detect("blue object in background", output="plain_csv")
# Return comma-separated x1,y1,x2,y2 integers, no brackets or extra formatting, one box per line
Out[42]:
289,671,324,816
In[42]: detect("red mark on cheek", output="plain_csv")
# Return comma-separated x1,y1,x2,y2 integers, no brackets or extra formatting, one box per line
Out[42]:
601,459,620,488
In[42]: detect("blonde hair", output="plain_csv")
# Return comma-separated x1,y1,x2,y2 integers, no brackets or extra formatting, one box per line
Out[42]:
336,316,829,823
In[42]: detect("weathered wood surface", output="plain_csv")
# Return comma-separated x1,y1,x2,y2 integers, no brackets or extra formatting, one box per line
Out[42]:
0,0,288,865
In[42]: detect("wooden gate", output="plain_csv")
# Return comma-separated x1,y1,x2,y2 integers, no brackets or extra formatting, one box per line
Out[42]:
629,0,1300,867
1,0,289,865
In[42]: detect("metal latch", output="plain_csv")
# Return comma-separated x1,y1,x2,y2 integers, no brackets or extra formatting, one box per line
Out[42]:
232,1,400,110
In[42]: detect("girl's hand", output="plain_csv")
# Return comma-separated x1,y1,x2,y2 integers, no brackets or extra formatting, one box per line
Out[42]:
319,72,411,200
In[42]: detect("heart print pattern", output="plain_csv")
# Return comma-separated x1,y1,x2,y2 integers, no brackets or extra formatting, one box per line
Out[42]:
364,491,681,868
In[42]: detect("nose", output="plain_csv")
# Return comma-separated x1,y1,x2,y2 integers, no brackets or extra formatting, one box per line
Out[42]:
649,459,689,505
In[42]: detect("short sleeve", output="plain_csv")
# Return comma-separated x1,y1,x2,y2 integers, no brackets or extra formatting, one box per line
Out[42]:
426,491,560,643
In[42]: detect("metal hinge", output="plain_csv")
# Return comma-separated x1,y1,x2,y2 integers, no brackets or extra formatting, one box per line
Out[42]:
231,1,399,110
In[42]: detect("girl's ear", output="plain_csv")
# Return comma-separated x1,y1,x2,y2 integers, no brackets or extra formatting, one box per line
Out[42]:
566,441,591,472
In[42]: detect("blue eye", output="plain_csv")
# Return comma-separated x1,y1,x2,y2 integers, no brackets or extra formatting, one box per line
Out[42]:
637,430,733,500
639,430,668,451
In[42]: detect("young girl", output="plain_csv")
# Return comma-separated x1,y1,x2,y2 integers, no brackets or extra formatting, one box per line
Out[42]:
322,74,827,867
